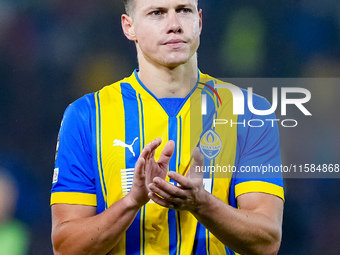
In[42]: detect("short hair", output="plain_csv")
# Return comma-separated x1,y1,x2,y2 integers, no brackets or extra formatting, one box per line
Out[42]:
124,0,198,16
123,0,134,16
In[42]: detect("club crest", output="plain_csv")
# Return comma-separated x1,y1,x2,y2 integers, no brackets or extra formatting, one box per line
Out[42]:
199,129,222,160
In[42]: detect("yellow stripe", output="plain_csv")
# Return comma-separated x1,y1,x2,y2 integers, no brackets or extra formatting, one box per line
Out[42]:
205,229,210,254
177,211,197,254
209,232,227,255
99,84,126,206
143,203,170,253
142,95,168,160
213,77,238,180
50,192,96,206
141,91,170,254
176,116,181,173
235,181,285,201
98,82,129,255
95,91,107,207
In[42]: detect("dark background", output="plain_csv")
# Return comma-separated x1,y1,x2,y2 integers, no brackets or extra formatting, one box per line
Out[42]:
0,0,339,254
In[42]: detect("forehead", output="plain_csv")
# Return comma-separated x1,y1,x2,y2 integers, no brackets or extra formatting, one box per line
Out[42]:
134,0,198,11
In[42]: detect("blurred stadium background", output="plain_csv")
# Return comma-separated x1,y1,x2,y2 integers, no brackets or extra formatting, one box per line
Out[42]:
0,0,339,254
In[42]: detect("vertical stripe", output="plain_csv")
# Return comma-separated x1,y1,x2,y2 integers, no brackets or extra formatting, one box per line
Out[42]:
195,80,218,254
194,223,208,255
206,230,210,255
176,116,183,255
95,91,108,209
140,83,170,254
138,94,145,149
169,116,178,173
176,211,182,255
168,116,178,254
201,84,216,181
142,206,146,255
137,93,146,255
121,83,142,255
168,210,177,255
201,93,207,115
177,116,182,169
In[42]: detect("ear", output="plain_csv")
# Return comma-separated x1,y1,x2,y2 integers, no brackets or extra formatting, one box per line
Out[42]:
121,14,136,41
198,9,203,34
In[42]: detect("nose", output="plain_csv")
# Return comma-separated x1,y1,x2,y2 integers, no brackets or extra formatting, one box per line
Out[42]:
167,11,182,34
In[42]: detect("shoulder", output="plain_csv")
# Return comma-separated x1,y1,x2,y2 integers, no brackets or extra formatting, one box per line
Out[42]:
63,93,97,126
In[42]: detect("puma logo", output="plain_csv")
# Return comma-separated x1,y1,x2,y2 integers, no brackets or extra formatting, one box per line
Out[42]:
113,137,139,157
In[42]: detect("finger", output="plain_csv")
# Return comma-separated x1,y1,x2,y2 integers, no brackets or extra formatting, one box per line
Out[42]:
148,192,176,209
146,138,162,154
139,145,151,160
140,138,162,160
148,182,185,201
153,176,187,197
134,157,146,180
189,147,204,179
147,138,162,160
157,140,175,166
167,172,192,189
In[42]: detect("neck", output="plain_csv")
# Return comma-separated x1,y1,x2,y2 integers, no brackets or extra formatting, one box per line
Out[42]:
137,54,198,98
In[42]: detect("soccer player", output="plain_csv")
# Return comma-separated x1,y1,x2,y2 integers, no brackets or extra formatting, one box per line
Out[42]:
51,0,284,254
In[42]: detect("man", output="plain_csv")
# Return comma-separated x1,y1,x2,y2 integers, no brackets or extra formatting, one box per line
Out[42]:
51,0,284,254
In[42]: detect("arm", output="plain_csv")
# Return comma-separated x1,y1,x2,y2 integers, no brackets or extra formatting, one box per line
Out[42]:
51,195,141,255
51,138,174,255
192,191,283,255
148,148,283,255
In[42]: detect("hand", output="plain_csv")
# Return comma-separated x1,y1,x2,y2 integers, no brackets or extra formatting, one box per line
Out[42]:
148,147,207,212
144,138,175,190
128,138,175,208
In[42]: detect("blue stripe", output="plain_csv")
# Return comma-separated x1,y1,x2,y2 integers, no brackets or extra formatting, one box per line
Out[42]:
168,116,178,177
178,116,182,169
168,209,177,255
121,83,142,254
229,114,243,209
193,222,207,255
90,93,104,214
168,116,178,254
96,92,108,210
225,247,236,255
138,94,145,148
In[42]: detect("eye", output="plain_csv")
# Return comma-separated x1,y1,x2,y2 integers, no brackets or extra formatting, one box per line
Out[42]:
178,8,192,13
150,10,163,16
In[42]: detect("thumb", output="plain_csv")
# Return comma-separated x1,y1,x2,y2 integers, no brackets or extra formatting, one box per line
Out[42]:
189,147,204,179
157,140,175,166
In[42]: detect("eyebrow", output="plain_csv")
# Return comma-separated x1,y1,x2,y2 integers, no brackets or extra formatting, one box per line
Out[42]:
142,3,196,12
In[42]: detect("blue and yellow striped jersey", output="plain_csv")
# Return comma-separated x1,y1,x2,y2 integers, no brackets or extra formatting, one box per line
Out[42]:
51,70,284,255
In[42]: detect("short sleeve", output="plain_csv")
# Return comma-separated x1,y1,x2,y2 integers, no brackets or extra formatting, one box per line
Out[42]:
50,98,97,206
233,92,284,201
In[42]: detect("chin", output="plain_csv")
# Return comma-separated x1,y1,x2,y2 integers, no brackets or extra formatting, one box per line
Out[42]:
163,55,192,68
163,60,188,69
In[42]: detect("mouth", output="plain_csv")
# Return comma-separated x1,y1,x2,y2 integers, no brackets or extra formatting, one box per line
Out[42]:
163,39,186,48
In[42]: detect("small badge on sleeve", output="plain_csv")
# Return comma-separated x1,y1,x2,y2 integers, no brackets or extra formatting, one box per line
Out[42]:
52,168,59,184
